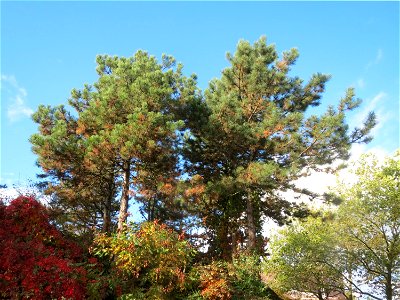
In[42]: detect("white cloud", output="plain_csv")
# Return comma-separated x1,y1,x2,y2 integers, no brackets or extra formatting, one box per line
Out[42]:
1,74,17,87
349,91,390,138
1,74,34,122
357,78,365,89
0,186,51,205
0,187,20,203
356,92,386,123
291,144,390,200
348,143,390,164
365,48,383,70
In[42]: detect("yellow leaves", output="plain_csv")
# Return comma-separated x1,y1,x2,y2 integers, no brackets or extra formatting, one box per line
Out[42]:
191,174,204,182
274,123,284,132
91,221,194,294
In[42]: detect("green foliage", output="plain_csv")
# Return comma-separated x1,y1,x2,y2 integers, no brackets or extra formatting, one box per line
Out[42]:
186,253,271,300
335,152,400,300
184,36,375,255
91,221,195,298
231,254,268,298
27,36,380,298
30,50,199,234
265,152,400,300
265,216,346,299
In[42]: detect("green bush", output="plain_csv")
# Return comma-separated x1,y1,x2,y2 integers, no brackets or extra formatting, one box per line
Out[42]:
186,253,272,300
231,254,268,299
90,221,195,299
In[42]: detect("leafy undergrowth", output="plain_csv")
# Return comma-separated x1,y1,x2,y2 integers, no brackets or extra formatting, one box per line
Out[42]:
0,196,279,299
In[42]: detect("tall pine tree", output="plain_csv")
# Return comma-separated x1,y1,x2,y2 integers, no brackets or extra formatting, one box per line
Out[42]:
31,51,199,233
184,37,376,256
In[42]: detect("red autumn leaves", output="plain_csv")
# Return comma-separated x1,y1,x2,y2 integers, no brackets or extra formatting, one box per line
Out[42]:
0,196,86,299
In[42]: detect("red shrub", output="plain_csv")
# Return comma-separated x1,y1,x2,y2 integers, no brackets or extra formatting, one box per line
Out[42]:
0,196,86,299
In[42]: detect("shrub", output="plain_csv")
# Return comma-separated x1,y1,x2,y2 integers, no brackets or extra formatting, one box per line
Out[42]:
198,261,232,300
91,220,195,299
189,253,271,300
0,196,87,299
230,254,268,298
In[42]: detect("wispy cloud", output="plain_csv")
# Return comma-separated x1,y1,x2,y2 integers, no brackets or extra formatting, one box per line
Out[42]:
365,49,383,70
1,74,34,122
351,91,385,124
349,91,396,149
357,78,365,89
289,92,392,209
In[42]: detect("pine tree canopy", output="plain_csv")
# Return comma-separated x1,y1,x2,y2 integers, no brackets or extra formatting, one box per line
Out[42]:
182,37,376,255
30,37,375,256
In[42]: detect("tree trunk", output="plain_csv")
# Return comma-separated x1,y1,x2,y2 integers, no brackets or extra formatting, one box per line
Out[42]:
232,229,238,258
246,193,257,251
219,221,231,261
118,162,130,232
386,269,393,300
317,290,324,300
148,197,156,221
102,194,112,233
347,261,354,300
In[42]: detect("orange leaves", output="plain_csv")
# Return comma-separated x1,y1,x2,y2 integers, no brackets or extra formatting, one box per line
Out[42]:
159,182,174,196
91,147,100,156
138,113,146,122
91,221,194,296
185,174,205,196
185,184,205,197
75,121,86,135
262,123,285,138
104,123,113,130
263,129,271,138
201,278,231,300
198,262,232,300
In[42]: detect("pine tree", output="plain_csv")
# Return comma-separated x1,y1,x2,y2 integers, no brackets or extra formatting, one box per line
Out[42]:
184,37,376,255
31,104,118,234
31,51,199,233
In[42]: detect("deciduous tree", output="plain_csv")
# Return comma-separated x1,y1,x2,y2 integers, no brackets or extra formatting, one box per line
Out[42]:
336,152,400,300
265,152,400,300
265,216,348,300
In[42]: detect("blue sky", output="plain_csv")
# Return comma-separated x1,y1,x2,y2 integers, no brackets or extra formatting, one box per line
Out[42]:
1,1,399,189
